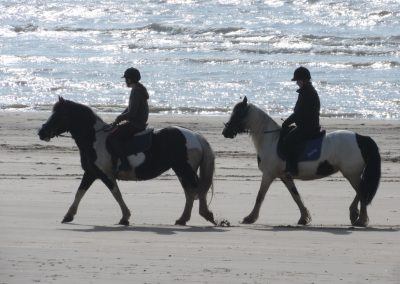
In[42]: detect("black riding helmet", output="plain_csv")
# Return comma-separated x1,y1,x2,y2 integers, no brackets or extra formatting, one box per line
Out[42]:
122,67,141,83
291,66,311,81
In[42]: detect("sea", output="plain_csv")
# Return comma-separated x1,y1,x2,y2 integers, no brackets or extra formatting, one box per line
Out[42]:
1,0,399,119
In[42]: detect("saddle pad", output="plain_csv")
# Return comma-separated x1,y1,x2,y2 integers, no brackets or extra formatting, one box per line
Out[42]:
277,131,325,162
123,128,153,155
298,135,324,161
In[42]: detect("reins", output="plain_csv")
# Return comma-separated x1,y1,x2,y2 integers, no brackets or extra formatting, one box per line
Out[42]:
264,128,282,134
97,123,116,133
58,123,115,138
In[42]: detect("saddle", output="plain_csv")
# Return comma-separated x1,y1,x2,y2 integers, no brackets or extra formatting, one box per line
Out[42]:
122,128,153,156
277,127,326,162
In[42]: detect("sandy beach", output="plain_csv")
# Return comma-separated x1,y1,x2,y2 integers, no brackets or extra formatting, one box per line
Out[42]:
0,111,399,284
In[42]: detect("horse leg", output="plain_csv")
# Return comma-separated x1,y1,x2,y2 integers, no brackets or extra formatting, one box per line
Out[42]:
355,202,369,227
280,176,312,225
349,194,360,225
343,174,369,226
242,173,273,224
175,190,195,226
173,164,200,225
62,172,96,223
109,181,131,226
199,193,216,225
97,173,131,225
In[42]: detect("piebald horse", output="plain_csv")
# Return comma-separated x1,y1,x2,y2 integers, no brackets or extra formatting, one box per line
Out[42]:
222,97,381,227
38,97,216,226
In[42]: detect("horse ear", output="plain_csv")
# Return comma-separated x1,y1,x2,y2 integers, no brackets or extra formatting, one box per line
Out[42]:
243,96,247,105
58,96,65,103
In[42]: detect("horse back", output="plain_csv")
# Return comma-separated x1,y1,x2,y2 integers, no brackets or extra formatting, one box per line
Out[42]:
133,126,202,180
321,130,364,167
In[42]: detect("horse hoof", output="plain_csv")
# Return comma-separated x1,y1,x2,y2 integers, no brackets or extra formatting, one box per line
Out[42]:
298,216,312,225
352,218,369,227
297,218,311,226
175,220,187,226
350,211,359,225
200,211,216,225
241,216,256,224
118,219,129,226
62,215,73,223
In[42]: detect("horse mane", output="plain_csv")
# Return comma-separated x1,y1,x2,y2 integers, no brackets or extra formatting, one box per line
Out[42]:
53,99,106,152
246,103,280,133
53,99,104,125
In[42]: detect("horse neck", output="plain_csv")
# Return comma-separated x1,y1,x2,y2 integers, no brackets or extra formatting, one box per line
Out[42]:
70,114,105,151
246,104,280,151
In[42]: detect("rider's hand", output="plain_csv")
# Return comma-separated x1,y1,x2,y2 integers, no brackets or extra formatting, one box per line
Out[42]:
114,115,123,125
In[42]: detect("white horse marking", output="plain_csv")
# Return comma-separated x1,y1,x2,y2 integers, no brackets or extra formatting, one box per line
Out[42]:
175,126,202,151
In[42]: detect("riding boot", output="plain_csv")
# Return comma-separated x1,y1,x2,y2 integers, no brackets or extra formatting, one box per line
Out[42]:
118,157,132,172
109,139,131,172
285,159,298,176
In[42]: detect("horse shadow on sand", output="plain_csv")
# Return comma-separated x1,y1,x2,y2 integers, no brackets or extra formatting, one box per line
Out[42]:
59,223,399,236
246,224,400,236
59,223,229,236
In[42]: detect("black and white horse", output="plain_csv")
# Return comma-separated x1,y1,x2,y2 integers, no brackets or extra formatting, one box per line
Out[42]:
38,97,216,226
222,97,381,227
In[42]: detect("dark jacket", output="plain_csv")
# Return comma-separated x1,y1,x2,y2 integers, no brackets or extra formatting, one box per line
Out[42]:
283,82,320,133
119,83,149,129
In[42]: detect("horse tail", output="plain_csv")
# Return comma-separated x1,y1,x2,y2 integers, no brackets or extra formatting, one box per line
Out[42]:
197,134,215,203
356,134,381,205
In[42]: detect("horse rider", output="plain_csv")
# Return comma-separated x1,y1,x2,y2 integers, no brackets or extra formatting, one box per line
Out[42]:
107,67,149,172
282,66,321,176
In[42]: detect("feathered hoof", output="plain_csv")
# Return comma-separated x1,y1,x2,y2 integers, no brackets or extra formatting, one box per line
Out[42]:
118,219,129,226
62,215,73,223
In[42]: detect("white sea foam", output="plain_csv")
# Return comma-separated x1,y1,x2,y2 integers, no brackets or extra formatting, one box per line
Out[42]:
0,0,399,119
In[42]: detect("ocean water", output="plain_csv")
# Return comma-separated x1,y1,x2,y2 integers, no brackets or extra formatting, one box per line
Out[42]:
1,0,399,119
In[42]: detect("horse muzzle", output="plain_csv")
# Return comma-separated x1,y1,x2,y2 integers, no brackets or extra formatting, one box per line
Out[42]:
222,125,237,139
38,124,54,142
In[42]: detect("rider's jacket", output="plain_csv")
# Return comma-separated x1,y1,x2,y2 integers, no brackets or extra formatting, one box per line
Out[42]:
121,83,149,130
283,82,320,134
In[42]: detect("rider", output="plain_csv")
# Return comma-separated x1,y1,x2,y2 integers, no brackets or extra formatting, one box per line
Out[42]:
282,66,321,176
107,67,149,172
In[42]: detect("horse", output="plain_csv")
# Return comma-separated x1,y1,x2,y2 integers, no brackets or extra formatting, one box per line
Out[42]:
38,97,216,226
222,97,381,227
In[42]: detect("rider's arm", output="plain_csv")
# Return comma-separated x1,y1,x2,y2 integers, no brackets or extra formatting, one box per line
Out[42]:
115,87,145,123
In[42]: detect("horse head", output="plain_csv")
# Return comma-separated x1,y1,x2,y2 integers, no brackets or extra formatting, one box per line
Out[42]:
222,96,249,138
38,96,97,142
38,96,72,141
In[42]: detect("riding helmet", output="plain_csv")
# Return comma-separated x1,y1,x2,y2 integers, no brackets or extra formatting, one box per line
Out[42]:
291,66,311,81
122,67,141,83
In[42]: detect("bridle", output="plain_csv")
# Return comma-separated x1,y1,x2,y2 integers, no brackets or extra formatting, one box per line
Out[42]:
224,106,281,135
57,123,116,138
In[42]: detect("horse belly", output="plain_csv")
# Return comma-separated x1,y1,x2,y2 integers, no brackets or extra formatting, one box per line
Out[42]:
298,160,339,180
